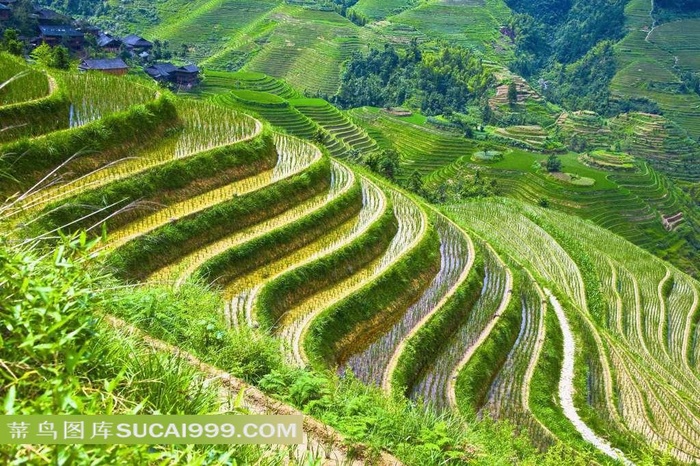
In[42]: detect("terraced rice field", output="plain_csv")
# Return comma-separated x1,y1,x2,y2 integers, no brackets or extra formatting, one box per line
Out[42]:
409,246,509,410
344,216,473,387
277,189,427,366
648,18,700,75
387,0,512,60
7,68,700,464
445,199,700,462
613,0,700,138
212,91,317,139
350,107,477,175
7,100,261,222
147,0,280,63
0,53,51,105
243,7,363,96
294,99,379,157
60,73,158,128
198,70,300,99
492,125,550,151
351,0,417,20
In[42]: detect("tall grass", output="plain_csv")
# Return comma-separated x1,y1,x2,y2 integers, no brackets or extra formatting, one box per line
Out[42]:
0,53,50,105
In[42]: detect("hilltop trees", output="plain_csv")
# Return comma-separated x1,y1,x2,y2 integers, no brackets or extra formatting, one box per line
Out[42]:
335,41,493,116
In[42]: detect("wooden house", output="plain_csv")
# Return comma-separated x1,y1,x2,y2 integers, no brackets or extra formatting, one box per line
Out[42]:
79,58,128,76
144,62,200,87
97,32,121,53
38,25,84,50
122,34,152,52
0,3,10,20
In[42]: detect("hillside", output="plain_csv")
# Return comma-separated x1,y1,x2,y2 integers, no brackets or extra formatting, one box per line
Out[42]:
3,0,700,464
2,56,700,465
188,71,699,278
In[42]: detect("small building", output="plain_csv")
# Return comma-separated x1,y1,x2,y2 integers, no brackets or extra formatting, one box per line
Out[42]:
34,7,68,25
79,58,128,76
144,62,178,81
97,32,121,53
173,64,200,86
144,62,200,87
38,24,84,50
0,3,10,20
122,34,152,52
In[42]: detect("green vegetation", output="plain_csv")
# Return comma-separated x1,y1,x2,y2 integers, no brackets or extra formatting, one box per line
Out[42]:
30,131,277,236
0,96,177,197
107,156,330,280
4,3,700,464
0,52,50,105
336,41,493,116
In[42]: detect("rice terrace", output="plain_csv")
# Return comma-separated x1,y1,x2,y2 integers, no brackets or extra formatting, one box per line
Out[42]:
2,0,700,464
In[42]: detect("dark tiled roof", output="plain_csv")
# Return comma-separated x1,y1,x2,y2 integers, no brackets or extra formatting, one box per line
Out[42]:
97,33,120,47
122,34,152,47
144,63,178,78
179,64,200,73
39,25,84,37
145,62,200,80
34,7,63,20
80,58,128,70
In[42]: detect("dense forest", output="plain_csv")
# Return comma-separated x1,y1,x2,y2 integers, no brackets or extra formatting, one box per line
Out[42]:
334,41,493,116
504,0,660,115
656,0,700,10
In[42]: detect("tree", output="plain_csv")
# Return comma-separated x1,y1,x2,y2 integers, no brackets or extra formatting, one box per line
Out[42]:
30,43,53,66
546,154,562,172
30,44,70,69
1,29,24,56
406,170,425,196
51,46,70,70
363,149,401,181
507,82,518,106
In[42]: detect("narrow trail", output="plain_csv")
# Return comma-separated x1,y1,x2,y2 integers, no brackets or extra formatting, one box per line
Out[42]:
645,0,658,42
105,316,403,466
447,252,512,409
547,290,632,465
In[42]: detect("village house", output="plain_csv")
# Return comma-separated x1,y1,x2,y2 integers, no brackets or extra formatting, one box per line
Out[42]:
79,58,128,76
97,32,121,53
37,24,84,50
144,62,200,87
33,7,67,25
122,34,152,52
0,3,10,20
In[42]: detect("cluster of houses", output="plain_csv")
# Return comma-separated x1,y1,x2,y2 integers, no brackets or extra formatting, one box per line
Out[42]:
0,0,200,87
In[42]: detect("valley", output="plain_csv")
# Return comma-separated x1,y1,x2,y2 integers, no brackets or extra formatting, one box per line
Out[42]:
3,0,700,464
